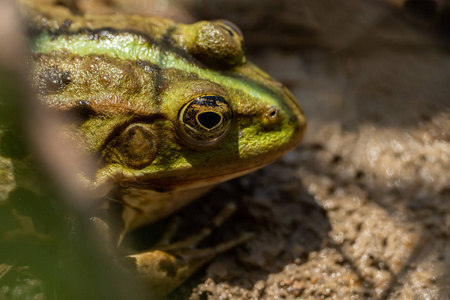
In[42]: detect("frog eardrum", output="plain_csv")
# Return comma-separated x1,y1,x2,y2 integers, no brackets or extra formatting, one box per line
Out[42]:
109,124,159,169
178,95,233,147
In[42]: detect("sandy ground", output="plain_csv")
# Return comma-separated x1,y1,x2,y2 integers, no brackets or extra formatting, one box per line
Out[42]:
1,0,449,299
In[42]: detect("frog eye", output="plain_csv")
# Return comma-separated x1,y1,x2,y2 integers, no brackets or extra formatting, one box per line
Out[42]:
189,20,245,69
178,95,232,147
214,20,244,42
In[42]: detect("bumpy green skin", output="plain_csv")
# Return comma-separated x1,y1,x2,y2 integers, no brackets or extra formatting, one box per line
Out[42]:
27,3,306,199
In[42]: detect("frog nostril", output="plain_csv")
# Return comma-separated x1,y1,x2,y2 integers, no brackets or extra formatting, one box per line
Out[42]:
267,108,278,118
263,106,280,126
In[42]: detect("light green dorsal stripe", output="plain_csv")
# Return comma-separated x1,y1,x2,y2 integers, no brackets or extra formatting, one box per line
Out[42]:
33,32,278,106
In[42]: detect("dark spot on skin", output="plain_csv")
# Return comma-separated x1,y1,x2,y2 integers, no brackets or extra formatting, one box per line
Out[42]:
0,130,29,159
62,19,73,29
136,60,161,73
158,256,178,278
37,67,71,95
85,28,119,41
47,18,74,40
54,19,74,38
161,34,176,46
74,100,96,118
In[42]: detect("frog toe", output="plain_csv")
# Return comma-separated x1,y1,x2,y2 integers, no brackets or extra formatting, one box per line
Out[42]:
122,231,253,296
119,203,253,296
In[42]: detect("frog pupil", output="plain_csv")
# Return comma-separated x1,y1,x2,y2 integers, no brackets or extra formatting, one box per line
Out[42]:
178,94,232,147
197,112,221,129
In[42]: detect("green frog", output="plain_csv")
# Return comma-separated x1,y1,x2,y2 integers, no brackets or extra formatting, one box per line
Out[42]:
1,1,306,296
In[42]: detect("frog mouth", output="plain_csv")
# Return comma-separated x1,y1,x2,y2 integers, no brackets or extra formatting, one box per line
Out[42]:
119,164,262,192
117,144,294,193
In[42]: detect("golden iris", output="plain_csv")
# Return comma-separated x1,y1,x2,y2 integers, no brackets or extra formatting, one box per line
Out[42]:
178,95,232,147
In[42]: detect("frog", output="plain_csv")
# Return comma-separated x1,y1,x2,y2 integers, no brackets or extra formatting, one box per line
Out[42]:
1,0,306,296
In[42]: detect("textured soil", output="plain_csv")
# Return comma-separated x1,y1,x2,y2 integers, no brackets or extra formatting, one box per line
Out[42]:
2,0,449,299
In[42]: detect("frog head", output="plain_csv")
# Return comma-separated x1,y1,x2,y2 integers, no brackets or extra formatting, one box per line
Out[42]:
94,20,306,193
31,17,306,194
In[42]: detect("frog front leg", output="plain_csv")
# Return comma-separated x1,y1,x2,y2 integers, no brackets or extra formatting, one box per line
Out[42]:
94,203,253,296
123,231,252,296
